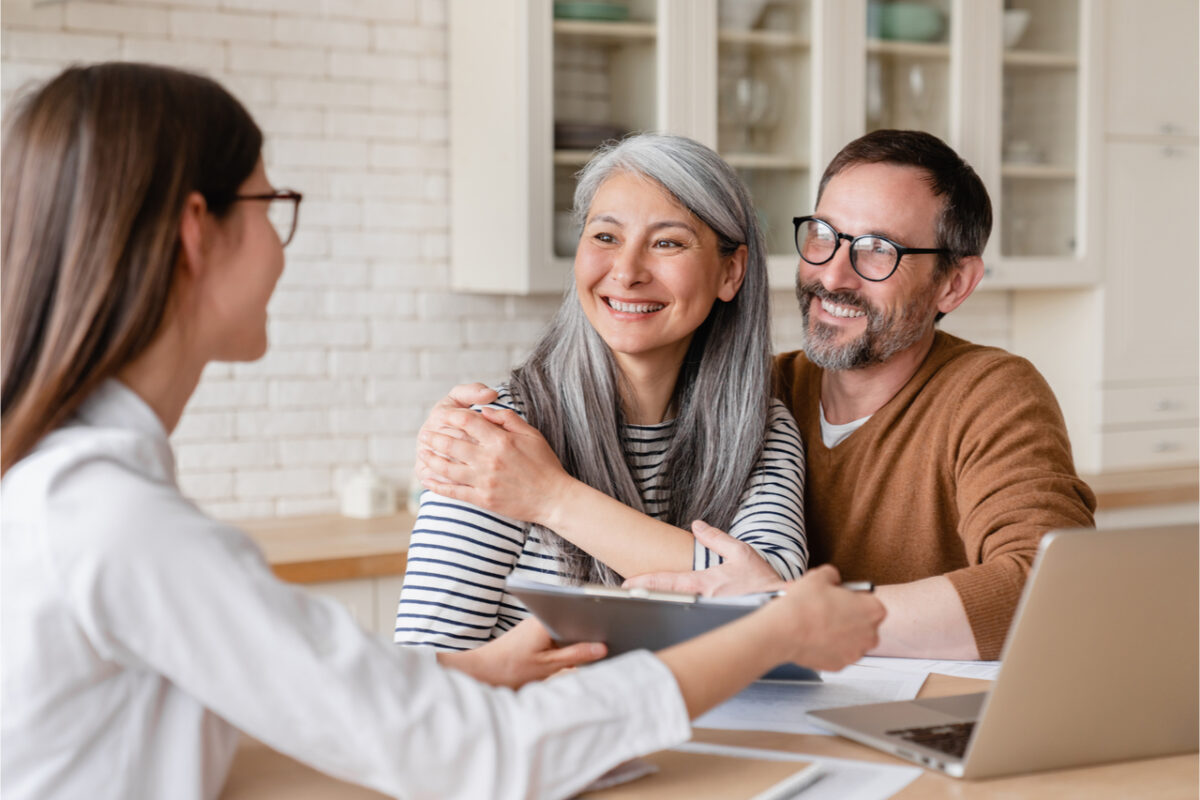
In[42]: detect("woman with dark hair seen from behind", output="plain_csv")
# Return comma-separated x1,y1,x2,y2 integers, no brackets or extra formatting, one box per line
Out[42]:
0,62,884,800
397,133,808,650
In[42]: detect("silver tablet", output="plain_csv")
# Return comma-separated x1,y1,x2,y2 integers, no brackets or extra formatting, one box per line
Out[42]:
505,575,820,681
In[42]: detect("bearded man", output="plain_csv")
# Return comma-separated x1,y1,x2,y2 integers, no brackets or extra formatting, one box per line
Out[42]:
630,130,1096,661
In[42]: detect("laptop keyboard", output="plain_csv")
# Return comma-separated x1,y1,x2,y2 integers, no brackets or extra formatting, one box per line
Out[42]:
886,721,975,759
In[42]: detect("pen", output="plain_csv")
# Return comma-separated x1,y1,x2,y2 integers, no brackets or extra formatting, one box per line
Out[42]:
747,762,823,800
767,581,874,598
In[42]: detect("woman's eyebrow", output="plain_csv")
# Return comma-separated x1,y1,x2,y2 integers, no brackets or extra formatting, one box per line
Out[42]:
584,216,699,237
587,213,623,227
646,220,698,236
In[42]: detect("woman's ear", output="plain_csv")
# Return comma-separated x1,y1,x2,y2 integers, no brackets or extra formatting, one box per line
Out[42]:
717,244,749,302
177,191,211,278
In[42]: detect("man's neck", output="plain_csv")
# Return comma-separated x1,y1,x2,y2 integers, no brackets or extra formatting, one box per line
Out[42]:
820,329,939,424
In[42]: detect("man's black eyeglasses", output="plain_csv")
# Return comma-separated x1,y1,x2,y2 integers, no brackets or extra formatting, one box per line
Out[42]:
793,215,949,282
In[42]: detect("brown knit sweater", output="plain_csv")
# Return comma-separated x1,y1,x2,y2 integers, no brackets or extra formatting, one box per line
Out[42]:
773,331,1096,659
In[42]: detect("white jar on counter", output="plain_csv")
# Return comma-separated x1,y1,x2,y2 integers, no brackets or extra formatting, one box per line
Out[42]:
340,466,397,519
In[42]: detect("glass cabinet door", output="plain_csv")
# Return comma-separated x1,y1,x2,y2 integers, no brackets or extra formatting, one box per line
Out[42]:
716,0,813,266
998,0,1080,259
864,0,953,142
551,0,659,258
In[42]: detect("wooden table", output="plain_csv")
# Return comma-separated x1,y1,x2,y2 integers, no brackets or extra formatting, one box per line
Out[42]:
219,673,1199,799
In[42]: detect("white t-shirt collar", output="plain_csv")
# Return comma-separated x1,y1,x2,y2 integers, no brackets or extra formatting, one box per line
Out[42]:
819,400,871,448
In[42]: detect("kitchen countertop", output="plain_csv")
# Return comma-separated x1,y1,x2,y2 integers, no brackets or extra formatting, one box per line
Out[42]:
1079,466,1198,509
234,466,1197,585
237,511,415,584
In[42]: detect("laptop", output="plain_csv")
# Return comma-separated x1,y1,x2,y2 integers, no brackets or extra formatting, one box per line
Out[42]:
807,525,1199,779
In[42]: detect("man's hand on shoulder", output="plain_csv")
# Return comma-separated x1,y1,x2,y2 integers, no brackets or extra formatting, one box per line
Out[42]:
415,383,499,467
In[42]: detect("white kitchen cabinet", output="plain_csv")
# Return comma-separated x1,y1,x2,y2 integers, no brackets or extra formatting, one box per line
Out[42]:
1099,427,1200,471
374,576,406,641
1102,0,1199,138
1013,0,1198,473
308,577,405,641
448,0,1104,294
1093,138,1199,470
1100,141,1199,385
307,579,376,633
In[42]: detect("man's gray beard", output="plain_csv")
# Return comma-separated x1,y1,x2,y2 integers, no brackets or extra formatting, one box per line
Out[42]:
796,278,936,371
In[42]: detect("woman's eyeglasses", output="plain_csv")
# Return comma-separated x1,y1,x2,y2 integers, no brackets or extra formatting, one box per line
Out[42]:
235,189,303,247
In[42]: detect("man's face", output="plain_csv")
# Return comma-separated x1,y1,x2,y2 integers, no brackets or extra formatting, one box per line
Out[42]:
796,162,946,371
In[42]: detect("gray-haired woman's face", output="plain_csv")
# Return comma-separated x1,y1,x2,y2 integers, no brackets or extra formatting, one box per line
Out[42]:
574,172,747,379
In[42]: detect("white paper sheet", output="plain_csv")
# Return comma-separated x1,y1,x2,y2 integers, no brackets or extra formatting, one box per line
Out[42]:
674,741,922,800
855,656,1002,681
694,664,928,736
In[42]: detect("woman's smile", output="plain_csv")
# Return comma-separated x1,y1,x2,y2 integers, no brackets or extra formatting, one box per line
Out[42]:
603,296,667,315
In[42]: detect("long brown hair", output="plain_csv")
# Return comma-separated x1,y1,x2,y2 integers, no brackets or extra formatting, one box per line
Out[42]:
1,62,263,475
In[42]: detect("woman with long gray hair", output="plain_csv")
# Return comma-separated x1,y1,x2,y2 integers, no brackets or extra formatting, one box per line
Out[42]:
396,133,807,650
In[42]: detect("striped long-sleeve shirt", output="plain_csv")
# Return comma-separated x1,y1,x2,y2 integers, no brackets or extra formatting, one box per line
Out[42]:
395,388,807,651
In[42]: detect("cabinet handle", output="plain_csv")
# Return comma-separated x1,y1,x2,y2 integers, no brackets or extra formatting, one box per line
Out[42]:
1152,440,1182,453
1162,146,1181,158
1155,399,1179,412
1160,123,1176,135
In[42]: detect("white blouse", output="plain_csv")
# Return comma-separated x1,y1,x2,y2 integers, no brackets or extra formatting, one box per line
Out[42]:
1,380,690,800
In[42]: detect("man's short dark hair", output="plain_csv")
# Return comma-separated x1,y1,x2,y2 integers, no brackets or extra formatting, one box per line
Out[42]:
817,129,993,282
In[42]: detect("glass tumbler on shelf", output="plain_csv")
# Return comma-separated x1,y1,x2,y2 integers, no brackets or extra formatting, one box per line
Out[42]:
719,59,782,153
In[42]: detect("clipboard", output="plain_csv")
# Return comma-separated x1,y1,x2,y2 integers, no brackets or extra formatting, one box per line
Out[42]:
505,575,820,681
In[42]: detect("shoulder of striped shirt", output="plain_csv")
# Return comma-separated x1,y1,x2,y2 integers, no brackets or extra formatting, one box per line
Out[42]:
475,384,522,416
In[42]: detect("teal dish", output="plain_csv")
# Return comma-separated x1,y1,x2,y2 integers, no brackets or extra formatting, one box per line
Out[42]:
553,1,630,21
879,2,944,42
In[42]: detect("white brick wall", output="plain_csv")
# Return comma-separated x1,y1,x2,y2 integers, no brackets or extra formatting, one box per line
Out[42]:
0,0,514,520
1,0,1012,522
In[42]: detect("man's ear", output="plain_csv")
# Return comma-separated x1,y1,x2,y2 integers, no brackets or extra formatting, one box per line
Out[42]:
717,244,749,302
935,255,985,316
177,191,211,278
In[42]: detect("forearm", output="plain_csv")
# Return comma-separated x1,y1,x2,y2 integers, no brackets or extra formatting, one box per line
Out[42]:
656,569,886,716
871,576,981,660
540,478,695,576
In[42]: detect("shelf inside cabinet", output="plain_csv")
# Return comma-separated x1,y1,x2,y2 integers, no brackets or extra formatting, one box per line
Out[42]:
866,38,950,59
718,30,809,50
724,153,809,170
554,149,602,166
1003,49,1078,69
553,19,656,44
1001,163,1076,179
984,256,1097,289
